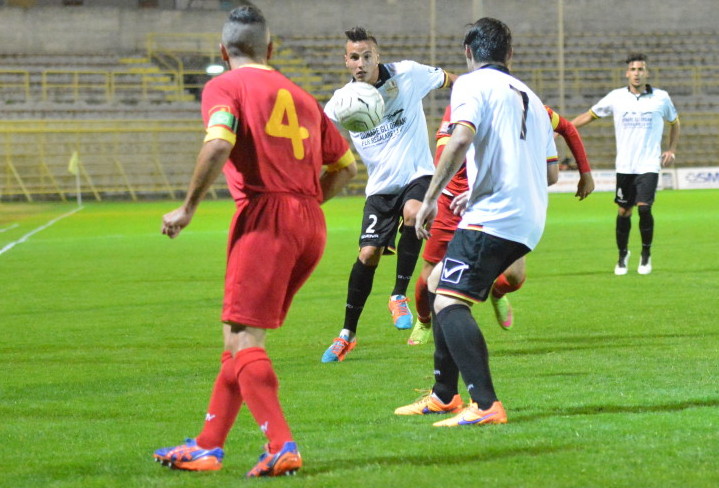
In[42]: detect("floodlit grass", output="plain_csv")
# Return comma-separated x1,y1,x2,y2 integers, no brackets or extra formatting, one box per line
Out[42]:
1,191,718,487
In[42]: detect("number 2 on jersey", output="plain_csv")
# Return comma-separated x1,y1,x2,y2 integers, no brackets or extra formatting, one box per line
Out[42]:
265,88,310,159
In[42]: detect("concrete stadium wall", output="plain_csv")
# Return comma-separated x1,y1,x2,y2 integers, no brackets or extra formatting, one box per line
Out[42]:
1,0,718,55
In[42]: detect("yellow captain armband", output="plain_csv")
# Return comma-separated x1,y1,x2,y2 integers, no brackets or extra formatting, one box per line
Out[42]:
204,126,237,145
550,109,561,130
589,110,600,119
325,148,355,173
436,137,450,149
669,116,680,125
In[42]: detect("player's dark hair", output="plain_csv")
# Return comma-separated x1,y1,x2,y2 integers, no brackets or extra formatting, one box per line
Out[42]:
625,53,647,64
463,17,512,64
345,26,379,47
222,3,269,59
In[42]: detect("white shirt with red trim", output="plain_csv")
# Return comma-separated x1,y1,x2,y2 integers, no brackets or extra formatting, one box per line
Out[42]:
451,66,558,250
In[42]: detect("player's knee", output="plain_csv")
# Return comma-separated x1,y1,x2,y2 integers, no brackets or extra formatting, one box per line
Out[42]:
358,246,382,266
617,206,632,217
637,204,652,216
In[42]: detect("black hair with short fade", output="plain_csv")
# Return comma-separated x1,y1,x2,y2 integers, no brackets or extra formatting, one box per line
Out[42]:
463,17,512,64
222,3,269,58
625,53,647,64
345,26,378,47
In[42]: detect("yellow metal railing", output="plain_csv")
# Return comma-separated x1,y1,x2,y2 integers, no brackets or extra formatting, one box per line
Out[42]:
0,120,231,202
1,114,717,202
37,69,184,103
0,69,31,102
146,32,222,64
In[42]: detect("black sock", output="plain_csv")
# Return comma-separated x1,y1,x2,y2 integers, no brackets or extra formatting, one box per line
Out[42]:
392,225,423,296
343,258,377,333
428,291,459,404
436,304,497,409
638,205,653,259
616,215,631,256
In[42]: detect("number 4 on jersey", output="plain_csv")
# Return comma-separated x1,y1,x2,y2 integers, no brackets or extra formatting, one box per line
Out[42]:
264,88,310,159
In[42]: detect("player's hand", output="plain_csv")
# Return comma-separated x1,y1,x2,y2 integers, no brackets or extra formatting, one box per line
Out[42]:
449,191,470,215
162,206,194,239
575,172,595,200
415,199,437,240
660,151,676,167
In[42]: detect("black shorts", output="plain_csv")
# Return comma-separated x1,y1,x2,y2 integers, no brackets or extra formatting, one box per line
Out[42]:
436,229,530,303
615,173,659,208
358,175,431,249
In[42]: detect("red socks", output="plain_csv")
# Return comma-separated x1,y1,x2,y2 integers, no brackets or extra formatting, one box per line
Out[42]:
492,273,525,298
234,347,293,453
195,351,242,449
414,274,431,323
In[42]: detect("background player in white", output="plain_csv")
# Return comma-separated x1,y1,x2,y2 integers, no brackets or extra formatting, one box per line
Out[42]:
321,26,456,362
572,53,680,275
406,17,558,426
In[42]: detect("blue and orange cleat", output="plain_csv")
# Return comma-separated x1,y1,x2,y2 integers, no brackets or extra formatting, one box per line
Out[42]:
389,294,413,330
246,441,302,477
321,335,357,362
394,392,463,415
153,438,224,471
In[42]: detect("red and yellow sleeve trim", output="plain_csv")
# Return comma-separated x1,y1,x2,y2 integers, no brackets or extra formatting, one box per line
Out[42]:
453,121,476,134
547,155,559,164
441,70,452,88
325,148,355,173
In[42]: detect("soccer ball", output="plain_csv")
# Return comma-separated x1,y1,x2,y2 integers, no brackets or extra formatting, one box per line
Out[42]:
334,82,385,132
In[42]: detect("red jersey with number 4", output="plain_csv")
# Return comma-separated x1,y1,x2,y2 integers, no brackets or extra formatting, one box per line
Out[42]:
201,64,352,204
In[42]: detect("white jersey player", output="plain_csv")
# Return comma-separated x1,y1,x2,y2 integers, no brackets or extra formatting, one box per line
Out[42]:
408,17,559,427
320,26,456,363
573,53,680,275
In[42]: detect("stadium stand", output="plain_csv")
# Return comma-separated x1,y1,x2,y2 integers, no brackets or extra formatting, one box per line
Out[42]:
1,16,718,200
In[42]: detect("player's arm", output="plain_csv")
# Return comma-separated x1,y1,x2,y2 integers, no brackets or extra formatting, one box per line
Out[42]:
547,159,559,186
416,123,473,239
570,110,597,129
162,139,232,238
661,117,680,166
320,149,357,203
554,112,595,199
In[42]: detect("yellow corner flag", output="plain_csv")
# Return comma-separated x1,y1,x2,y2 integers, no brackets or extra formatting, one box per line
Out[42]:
68,151,80,175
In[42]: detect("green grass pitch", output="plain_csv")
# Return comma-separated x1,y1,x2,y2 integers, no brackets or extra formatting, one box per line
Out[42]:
1,190,718,487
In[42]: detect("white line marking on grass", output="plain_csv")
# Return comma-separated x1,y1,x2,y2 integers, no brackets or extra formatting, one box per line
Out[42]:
0,223,19,233
0,206,84,256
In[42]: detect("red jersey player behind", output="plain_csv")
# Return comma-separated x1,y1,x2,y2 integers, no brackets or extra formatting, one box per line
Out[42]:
407,104,594,345
155,5,356,477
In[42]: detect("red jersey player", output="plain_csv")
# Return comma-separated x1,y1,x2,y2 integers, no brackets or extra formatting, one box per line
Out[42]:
155,6,356,477
407,104,594,345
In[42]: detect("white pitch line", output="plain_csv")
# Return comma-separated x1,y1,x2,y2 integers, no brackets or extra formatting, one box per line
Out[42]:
0,206,84,256
0,223,19,233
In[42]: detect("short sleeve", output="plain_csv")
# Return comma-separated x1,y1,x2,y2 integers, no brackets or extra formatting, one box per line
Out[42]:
590,91,614,118
201,77,240,145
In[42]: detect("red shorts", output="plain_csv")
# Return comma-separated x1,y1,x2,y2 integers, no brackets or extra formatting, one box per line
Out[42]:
222,193,326,329
422,192,461,264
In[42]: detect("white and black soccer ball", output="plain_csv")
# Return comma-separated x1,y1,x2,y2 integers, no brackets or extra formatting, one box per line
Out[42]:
334,82,385,133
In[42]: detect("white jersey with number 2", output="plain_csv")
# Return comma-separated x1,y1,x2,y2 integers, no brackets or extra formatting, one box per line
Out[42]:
325,60,446,196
